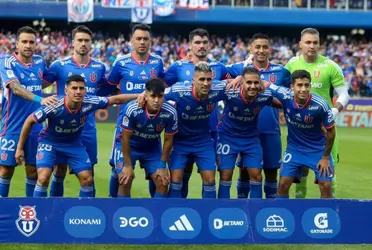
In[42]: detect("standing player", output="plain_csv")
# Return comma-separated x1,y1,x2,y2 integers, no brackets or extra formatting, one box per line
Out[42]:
163,28,231,198
166,62,229,199
15,75,139,197
226,33,291,199
0,26,57,197
105,23,165,198
217,67,282,199
43,25,110,197
285,28,349,198
116,78,177,198
266,70,335,198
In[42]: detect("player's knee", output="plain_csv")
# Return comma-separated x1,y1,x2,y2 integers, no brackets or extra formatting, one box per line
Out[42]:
0,166,14,178
170,171,183,182
54,164,67,176
201,174,215,185
80,175,93,187
37,174,51,187
248,168,262,182
25,165,37,179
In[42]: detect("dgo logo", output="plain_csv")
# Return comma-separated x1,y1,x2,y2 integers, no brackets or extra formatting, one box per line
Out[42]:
15,206,40,237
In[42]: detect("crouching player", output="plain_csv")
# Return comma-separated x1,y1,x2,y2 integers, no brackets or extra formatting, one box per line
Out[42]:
267,70,335,198
115,78,178,198
15,74,139,197
217,67,282,199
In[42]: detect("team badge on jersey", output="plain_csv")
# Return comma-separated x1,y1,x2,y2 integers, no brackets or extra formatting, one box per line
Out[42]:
269,74,277,83
37,70,43,80
156,123,164,132
16,206,40,237
212,70,216,79
36,152,43,161
150,69,157,78
304,115,313,124
207,103,215,112
90,72,97,83
253,107,262,115
313,70,320,79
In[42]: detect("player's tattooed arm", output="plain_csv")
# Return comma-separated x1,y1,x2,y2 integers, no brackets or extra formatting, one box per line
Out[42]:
324,125,336,157
109,94,140,105
15,115,36,165
8,80,58,107
271,97,283,109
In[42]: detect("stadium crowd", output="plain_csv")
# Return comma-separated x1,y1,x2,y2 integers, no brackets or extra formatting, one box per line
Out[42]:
0,30,371,96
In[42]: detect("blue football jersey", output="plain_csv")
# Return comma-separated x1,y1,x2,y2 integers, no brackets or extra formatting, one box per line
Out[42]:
227,61,291,135
163,59,231,86
0,53,47,135
33,96,110,142
43,56,107,133
268,84,334,152
219,89,273,138
120,100,178,149
165,81,227,144
107,53,165,130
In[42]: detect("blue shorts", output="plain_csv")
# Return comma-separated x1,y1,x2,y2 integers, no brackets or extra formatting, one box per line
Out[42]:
260,134,282,169
280,148,334,182
112,141,162,177
37,139,92,175
81,131,98,165
170,140,216,171
109,127,120,168
217,133,262,170
185,132,218,167
0,133,38,167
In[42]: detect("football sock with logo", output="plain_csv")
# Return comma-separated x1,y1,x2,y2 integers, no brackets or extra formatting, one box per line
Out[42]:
154,192,167,198
0,176,11,197
295,176,308,198
181,173,191,198
79,185,94,197
25,177,37,197
148,179,156,198
33,184,48,197
50,174,65,197
237,178,250,198
202,184,216,198
331,175,337,197
117,194,131,198
218,180,232,199
168,182,182,198
249,181,262,198
264,180,278,198
276,195,289,199
109,169,119,197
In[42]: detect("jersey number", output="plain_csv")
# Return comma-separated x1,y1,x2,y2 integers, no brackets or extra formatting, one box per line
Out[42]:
217,143,230,155
282,152,292,163
0,138,15,152
38,144,52,152
114,148,123,163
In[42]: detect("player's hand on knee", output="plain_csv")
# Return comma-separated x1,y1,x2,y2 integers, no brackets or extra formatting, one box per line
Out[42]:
119,166,134,185
15,148,25,166
136,91,146,108
155,168,170,186
317,156,332,178
41,95,59,107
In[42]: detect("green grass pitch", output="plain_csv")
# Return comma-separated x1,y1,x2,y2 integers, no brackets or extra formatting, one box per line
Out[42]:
2,123,372,249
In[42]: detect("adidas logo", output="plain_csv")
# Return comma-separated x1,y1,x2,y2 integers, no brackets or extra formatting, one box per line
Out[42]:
197,106,203,110
30,73,35,77
169,215,194,231
140,70,146,75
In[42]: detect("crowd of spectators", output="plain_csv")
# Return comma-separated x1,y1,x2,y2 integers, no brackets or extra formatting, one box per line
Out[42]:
0,30,371,97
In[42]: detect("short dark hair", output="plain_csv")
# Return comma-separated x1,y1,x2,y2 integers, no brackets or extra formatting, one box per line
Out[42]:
194,62,212,74
132,23,151,35
146,78,165,95
66,74,85,86
291,70,311,84
189,28,210,42
72,25,93,39
241,67,260,78
16,26,36,40
251,33,269,43
301,28,319,37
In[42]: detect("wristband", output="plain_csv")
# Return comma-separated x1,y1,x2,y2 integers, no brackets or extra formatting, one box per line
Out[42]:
159,160,167,169
33,95,42,104
331,108,339,118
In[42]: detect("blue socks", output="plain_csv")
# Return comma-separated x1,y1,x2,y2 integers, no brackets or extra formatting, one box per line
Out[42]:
168,182,182,198
50,174,65,197
237,178,250,198
249,181,262,198
264,180,278,198
0,177,11,197
202,184,216,198
25,177,37,197
218,180,232,199
181,173,191,198
33,184,48,197
79,185,94,197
